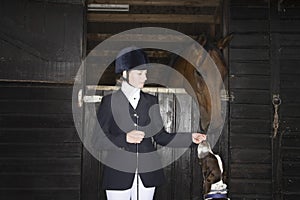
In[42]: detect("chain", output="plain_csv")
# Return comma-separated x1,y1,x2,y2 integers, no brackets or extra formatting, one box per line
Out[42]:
272,94,281,138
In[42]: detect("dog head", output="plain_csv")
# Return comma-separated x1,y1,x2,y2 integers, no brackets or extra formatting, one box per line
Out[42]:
197,140,213,159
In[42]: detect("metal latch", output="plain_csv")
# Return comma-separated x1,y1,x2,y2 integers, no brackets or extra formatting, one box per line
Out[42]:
221,89,235,102
78,89,102,107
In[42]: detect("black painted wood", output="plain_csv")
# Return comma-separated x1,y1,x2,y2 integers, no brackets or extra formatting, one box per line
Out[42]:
0,0,83,82
228,1,273,199
0,84,82,200
229,0,300,199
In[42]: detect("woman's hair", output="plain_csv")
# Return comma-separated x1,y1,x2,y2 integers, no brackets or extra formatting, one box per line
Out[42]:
115,74,125,86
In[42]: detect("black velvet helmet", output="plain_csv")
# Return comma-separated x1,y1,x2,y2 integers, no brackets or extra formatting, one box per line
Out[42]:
115,47,149,74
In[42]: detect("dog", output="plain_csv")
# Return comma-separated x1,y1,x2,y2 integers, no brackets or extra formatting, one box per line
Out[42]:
197,140,229,200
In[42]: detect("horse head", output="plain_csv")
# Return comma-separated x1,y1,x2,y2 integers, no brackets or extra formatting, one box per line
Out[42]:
168,34,233,132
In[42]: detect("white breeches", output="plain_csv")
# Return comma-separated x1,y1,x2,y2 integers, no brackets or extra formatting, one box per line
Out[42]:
106,173,155,200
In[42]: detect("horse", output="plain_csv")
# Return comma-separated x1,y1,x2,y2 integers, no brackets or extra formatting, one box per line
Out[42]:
167,34,233,133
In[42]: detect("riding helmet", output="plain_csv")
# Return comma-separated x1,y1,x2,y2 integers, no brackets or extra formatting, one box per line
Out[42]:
115,46,149,74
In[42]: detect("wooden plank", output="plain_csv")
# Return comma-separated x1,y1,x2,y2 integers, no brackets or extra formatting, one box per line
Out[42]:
230,89,270,104
0,174,80,188
230,34,270,47
231,163,271,179
191,146,203,199
279,7,300,19
0,190,80,200
230,135,271,149
280,33,300,46
31,0,83,4
231,104,271,120
81,148,101,200
231,149,271,164
281,104,300,118
230,20,269,33
230,61,270,76
230,179,272,194
271,20,300,33
283,162,300,177
87,0,221,7
281,60,300,74
0,60,79,83
0,101,72,115
87,13,219,24
283,193,300,200
173,94,192,200
230,118,271,135
230,0,269,7
230,7,268,20
281,89,300,104
280,118,300,133
156,93,175,200
87,33,199,42
280,47,300,60
230,48,270,61
0,128,79,143
87,21,211,36
282,148,300,162
230,76,270,89
281,74,300,89
0,115,75,129
0,85,73,100
0,144,81,158
283,177,300,193
230,195,272,200
0,158,81,174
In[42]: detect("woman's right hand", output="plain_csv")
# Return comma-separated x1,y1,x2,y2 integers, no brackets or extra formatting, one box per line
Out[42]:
126,130,145,144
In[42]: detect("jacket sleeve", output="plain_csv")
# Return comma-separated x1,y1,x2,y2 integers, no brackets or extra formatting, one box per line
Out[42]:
92,95,127,151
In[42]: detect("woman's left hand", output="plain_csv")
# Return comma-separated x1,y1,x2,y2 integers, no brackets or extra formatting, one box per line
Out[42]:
192,133,206,144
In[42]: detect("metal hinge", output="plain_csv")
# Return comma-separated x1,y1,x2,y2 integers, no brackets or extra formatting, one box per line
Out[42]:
221,89,235,102
77,89,102,107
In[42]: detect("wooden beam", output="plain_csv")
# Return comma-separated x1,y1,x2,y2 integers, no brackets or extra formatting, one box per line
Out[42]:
87,13,219,24
87,33,199,42
87,0,221,7
87,85,187,94
87,49,170,58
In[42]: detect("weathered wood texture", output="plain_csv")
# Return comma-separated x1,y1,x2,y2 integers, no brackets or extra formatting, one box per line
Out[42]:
229,0,300,199
0,1,84,199
0,83,81,200
0,0,83,83
229,1,272,199
273,0,300,199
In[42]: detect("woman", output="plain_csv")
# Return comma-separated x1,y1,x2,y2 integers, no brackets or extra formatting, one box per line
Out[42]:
96,47,206,200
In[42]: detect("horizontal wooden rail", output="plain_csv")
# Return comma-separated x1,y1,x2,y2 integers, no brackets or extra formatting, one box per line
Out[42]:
87,0,220,7
87,33,199,42
87,13,219,24
87,85,187,94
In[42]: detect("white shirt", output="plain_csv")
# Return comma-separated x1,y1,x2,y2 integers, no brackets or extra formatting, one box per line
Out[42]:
121,81,140,109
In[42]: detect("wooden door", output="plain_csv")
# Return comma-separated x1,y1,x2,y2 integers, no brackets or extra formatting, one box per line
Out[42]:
270,1,300,199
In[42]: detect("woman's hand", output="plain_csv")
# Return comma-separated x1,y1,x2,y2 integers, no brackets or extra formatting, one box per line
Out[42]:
192,133,206,144
126,130,145,144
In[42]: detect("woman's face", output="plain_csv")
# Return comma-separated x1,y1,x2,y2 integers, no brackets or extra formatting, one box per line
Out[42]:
128,69,147,89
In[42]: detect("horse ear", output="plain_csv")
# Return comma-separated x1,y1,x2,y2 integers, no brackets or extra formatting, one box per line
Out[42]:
197,33,207,46
217,33,234,50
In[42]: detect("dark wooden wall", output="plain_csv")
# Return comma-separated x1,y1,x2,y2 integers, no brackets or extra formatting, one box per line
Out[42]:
0,0,84,199
272,0,300,199
228,0,300,199
1,0,300,199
